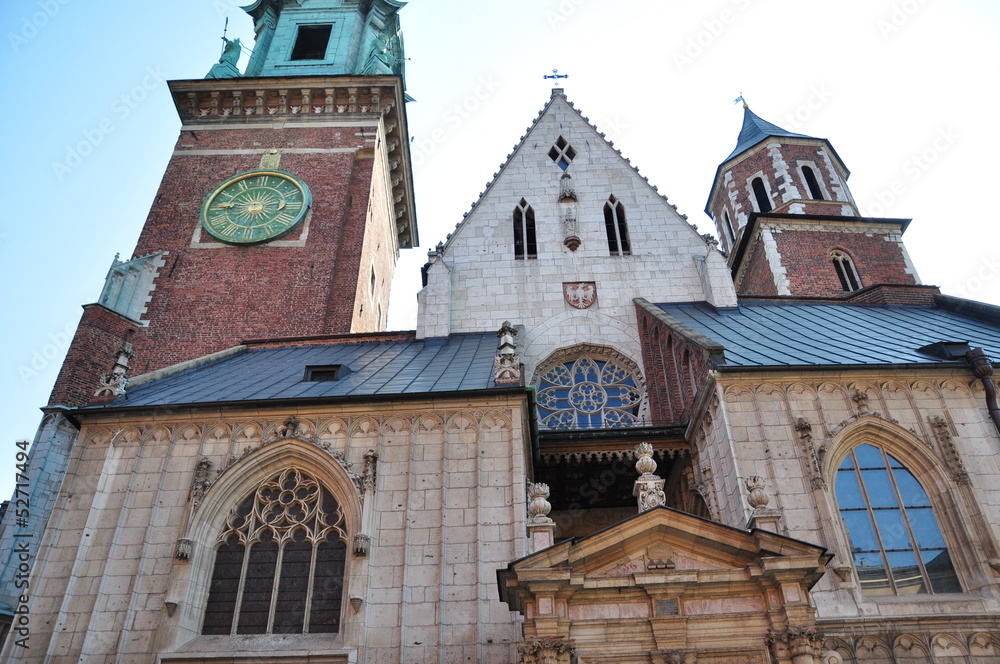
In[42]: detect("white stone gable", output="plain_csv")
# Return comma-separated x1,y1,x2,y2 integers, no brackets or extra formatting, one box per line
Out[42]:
417,91,736,389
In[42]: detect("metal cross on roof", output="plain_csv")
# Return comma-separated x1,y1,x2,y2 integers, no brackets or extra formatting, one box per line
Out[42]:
543,69,569,81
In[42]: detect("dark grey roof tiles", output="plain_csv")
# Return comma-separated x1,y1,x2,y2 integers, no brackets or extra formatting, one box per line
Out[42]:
724,107,816,162
89,334,503,409
658,301,1000,368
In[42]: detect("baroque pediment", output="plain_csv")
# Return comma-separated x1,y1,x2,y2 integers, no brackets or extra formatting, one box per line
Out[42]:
500,506,830,610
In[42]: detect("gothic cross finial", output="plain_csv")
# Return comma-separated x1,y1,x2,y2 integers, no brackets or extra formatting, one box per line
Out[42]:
543,69,569,81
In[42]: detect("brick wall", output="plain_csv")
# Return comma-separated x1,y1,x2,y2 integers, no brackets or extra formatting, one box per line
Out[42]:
738,228,917,297
48,305,141,407
637,305,714,425
46,118,403,405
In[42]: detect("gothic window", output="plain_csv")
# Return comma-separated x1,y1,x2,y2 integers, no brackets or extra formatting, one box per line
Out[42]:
547,136,577,170
802,165,825,200
513,199,537,259
291,25,333,60
202,469,348,635
603,195,631,256
836,444,961,596
535,351,643,430
751,177,772,213
832,250,861,291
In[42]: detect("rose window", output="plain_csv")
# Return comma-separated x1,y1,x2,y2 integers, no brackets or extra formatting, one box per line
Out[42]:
536,355,642,430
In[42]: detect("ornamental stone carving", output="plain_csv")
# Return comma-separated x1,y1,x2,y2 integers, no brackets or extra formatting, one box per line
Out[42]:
746,476,770,509
494,321,522,384
527,483,553,522
633,442,666,512
517,637,577,664
95,341,135,398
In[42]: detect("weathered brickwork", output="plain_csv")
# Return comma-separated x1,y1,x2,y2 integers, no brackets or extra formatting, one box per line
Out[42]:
738,226,917,297
709,139,855,251
48,304,141,407
636,304,713,425
737,236,780,296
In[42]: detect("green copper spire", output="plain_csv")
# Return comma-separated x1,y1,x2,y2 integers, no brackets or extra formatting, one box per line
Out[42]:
230,0,406,80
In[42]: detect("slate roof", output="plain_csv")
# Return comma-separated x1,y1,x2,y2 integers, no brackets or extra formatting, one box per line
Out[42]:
658,301,1000,369
85,333,504,410
724,107,816,162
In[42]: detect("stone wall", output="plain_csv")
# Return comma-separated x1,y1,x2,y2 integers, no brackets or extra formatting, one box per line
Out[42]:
3,397,531,663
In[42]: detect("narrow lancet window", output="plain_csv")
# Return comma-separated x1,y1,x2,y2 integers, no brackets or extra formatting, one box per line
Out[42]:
751,177,772,213
513,199,537,259
802,165,824,200
603,195,631,256
832,250,861,291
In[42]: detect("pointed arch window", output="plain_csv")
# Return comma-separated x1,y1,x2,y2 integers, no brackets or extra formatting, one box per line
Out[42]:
802,165,824,200
202,469,348,635
751,177,772,213
513,199,537,259
723,210,736,246
836,444,961,596
832,250,861,291
535,350,643,430
604,195,631,256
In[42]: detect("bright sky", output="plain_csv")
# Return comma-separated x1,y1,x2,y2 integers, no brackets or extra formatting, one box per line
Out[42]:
1,0,999,501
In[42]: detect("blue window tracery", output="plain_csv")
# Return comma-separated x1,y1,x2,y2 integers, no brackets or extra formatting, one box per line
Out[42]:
536,355,642,430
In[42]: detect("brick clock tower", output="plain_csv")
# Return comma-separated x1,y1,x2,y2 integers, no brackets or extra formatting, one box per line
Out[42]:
706,105,924,303
52,0,416,407
0,0,416,624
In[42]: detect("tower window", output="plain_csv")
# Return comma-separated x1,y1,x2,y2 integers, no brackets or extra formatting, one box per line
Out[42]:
836,444,961,595
513,198,537,259
802,165,824,200
547,136,577,171
291,25,333,61
603,195,631,256
751,177,772,213
723,210,735,245
832,250,861,291
202,469,348,635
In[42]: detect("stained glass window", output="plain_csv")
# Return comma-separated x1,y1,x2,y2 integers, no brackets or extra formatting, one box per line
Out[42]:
202,469,349,635
836,444,961,596
536,354,642,430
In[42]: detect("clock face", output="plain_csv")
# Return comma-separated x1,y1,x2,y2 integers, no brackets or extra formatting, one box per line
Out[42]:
200,170,311,245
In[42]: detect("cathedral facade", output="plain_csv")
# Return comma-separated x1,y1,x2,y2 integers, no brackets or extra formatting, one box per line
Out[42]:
2,2,1000,662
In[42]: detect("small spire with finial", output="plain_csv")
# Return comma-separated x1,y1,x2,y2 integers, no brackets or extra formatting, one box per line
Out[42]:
733,92,748,109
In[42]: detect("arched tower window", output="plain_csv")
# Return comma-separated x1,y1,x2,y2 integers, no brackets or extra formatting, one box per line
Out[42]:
513,199,537,259
751,177,772,213
202,468,348,635
603,195,631,256
836,444,961,596
802,165,824,200
832,250,861,291
535,349,643,430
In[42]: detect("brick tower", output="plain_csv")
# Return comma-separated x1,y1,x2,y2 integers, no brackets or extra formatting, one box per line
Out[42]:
50,0,416,409
0,0,416,631
706,105,924,301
